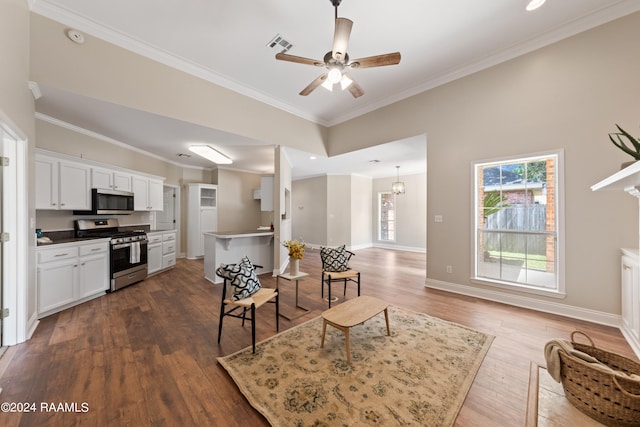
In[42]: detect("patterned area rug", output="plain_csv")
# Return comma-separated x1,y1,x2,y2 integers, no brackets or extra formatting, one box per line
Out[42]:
217,305,494,426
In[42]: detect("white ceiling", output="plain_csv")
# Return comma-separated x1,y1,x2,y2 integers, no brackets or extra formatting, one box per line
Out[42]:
29,0,640,178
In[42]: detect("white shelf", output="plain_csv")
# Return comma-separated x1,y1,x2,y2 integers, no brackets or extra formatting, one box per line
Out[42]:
591,161,640,192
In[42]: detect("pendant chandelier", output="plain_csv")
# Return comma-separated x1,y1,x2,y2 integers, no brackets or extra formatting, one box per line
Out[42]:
392,166,405,195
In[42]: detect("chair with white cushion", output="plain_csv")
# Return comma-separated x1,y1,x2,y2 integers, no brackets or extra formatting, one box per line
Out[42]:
320,245,360,308
216,256,279,353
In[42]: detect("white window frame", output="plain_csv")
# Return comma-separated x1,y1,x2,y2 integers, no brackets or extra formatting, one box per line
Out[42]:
378,192,396,242
470,149,565,298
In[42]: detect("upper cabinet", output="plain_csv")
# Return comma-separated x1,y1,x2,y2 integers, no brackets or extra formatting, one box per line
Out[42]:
132,175,163,211
35,154,90,210
91,166,132,192
35,149,164,212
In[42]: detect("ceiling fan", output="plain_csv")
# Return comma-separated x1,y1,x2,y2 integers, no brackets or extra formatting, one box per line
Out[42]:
275,0,401,98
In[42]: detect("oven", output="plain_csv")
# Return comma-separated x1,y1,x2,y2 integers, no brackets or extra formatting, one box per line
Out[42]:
110,236,148,291
75,218,148,292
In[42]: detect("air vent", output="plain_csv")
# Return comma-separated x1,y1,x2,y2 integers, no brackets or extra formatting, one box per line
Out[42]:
176,153,192,158
267,34,293,53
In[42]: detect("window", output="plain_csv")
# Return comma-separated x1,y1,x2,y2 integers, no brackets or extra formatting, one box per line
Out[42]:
379,192,396,241
473,151,563,295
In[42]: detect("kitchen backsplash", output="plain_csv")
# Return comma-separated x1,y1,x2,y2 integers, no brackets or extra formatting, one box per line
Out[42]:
36,210,153,231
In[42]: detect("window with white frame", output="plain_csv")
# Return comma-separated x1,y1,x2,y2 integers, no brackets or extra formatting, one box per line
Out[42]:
473,151,563,295
379,192,396,241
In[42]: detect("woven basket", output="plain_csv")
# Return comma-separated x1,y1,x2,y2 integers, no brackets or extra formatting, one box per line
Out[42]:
558,331,640,426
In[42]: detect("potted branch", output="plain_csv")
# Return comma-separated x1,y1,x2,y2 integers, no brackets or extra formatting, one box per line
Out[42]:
609,124,640,169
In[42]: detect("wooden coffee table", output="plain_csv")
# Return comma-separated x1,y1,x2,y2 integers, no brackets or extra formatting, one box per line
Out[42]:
320,295,390,365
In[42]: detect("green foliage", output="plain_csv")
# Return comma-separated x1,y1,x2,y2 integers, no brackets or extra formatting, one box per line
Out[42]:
513,161,546,182
609,124,640,160
483,190,507,218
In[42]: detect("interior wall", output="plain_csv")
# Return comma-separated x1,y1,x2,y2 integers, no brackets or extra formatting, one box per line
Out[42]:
372,172,427,252
350,175,373,249
326,175,352,248
328,12,640,315
292,176,328,247
216,168,262,231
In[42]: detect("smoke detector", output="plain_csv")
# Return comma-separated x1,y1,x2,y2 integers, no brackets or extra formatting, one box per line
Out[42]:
66,29,85,44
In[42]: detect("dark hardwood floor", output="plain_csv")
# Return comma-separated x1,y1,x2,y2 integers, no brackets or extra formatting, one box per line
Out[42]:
0,248,634,426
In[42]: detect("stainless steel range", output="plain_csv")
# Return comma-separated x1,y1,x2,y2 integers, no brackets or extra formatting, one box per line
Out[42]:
75,219,148,292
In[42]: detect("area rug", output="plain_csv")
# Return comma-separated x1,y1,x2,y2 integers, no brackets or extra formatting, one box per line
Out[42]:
217,305,494,426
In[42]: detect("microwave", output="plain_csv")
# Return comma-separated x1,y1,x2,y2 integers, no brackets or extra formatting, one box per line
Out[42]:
74,188,135,215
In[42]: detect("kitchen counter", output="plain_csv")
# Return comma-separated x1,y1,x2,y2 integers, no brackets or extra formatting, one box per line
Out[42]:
203,230,275,284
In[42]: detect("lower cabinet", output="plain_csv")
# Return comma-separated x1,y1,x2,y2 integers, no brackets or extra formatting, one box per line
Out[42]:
148,230,177,275
37,240,109,317
621,248,640,357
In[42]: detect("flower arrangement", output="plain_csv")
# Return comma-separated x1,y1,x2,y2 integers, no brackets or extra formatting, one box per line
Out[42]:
282,239,305,259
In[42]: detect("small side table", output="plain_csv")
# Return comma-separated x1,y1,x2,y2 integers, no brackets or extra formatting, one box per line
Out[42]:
277,272,310,320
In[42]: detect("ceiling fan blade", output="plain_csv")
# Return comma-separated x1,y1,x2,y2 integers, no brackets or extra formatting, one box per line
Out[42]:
300,74,328,96
276,52,324,67
344,73,364,98
349,52,401,69
332,17,353,61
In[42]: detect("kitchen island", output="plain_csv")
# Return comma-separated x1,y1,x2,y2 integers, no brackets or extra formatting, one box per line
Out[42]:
203,230,275,284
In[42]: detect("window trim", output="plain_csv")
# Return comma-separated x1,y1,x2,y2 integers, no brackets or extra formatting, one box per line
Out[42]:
470,149,565,298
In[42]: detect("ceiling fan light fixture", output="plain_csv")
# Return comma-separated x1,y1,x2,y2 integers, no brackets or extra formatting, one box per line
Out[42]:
327,67,342,84
188,145,232,164
321,79,334,91
526,0,545,11
340,74,352,90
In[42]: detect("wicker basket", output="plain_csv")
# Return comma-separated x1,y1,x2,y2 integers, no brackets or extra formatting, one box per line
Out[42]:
558,331,640,426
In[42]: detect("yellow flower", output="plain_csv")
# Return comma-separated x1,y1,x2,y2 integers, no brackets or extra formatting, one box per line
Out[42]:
282,239,305,260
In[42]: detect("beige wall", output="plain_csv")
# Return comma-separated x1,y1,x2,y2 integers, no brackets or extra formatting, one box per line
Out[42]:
372,173,427,251
216,169,262,231
292,176,328,247
326,175,352,248
350,175,373,249
329,13,640,314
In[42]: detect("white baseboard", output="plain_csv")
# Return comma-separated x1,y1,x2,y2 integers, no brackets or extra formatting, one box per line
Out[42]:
373,243,426,253
425,278,621,328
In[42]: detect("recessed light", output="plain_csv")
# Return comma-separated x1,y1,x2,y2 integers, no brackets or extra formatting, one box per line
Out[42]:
526,0,545,11
309,156,317,160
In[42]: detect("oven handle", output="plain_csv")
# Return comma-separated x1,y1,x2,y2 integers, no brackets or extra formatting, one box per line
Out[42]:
112,241,148,250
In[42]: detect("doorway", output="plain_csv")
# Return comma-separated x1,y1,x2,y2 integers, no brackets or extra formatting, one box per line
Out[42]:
0,113,28,347
156,185,181,256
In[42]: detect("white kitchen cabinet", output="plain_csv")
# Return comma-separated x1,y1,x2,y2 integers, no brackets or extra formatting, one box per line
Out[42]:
187,184,218,258
92,167,132,192
147,230,176,275
78,242,109,299
37,240,109,317
621,249,640,355
35,154,91,210
147,233,163,275
162,232,177,269
260,176,274,211
132,175,164,211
